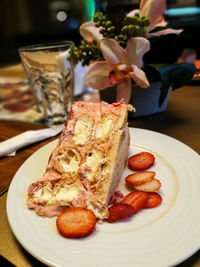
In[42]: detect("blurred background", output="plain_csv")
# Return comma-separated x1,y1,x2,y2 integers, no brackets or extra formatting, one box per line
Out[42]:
0,0,199,67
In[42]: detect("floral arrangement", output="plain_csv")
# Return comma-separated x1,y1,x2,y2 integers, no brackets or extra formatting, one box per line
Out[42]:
73,0,196,105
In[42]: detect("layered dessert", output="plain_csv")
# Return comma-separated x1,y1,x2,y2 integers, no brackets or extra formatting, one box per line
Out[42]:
27,101,133,220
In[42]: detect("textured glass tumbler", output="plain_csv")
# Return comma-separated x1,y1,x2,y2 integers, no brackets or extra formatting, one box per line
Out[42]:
19,41,74,125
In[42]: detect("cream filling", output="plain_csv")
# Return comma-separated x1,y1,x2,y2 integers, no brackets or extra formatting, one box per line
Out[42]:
72,115,93,145
82,150,105,182
32,181,81,205
95,117,113,140
53,182,80,204
33,181,53,203
56,148,80,173
86,197,109,219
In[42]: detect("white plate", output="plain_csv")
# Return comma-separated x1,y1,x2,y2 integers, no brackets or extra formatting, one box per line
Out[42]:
7,128,200,267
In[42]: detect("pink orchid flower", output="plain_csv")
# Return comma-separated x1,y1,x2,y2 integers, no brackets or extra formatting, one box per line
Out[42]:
84,37,150,103
80,0,182,43
127,0,182,37
80,22,103,46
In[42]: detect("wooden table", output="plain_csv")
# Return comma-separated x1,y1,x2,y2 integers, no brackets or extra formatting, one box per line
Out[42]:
0,80,200,265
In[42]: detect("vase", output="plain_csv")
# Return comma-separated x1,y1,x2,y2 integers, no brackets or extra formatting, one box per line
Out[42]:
99,81,171,118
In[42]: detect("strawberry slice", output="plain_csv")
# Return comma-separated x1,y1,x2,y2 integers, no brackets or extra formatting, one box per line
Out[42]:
125,171,155,187
128,152,155,171
122,191,148,213
56,207,96,238
134,178,161,192
144,192,162,208
106,203,135,223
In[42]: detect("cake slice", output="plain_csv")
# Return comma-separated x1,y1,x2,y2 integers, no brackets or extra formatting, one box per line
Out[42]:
27,101,133,219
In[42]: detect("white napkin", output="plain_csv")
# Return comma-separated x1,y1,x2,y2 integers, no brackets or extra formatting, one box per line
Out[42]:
0,124,64,157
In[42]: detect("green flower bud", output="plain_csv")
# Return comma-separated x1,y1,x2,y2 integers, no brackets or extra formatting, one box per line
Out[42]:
93,16,99,23
108,26,115,33
121,26,128,33
85,45,90,50
80,40,87,45
143,19,150,27
123,34,128,41
95,21,101,27
106,21,112,27
122,17,128,25
135,25,141,35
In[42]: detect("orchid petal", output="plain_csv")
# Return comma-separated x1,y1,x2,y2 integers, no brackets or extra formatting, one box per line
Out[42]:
156,18,168,28
127,9,140,17
80,22,103,45
116,78,132,104
100,38,128,64
83,61,111,90
126,37,150,68
140,0,166,31
130,65,150,88
147,28,183,38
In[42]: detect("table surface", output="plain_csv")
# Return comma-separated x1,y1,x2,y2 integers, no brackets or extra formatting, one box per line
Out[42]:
0,65,200,267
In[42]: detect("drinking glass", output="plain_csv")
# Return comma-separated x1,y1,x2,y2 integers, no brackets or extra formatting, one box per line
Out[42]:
19,41,74,125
